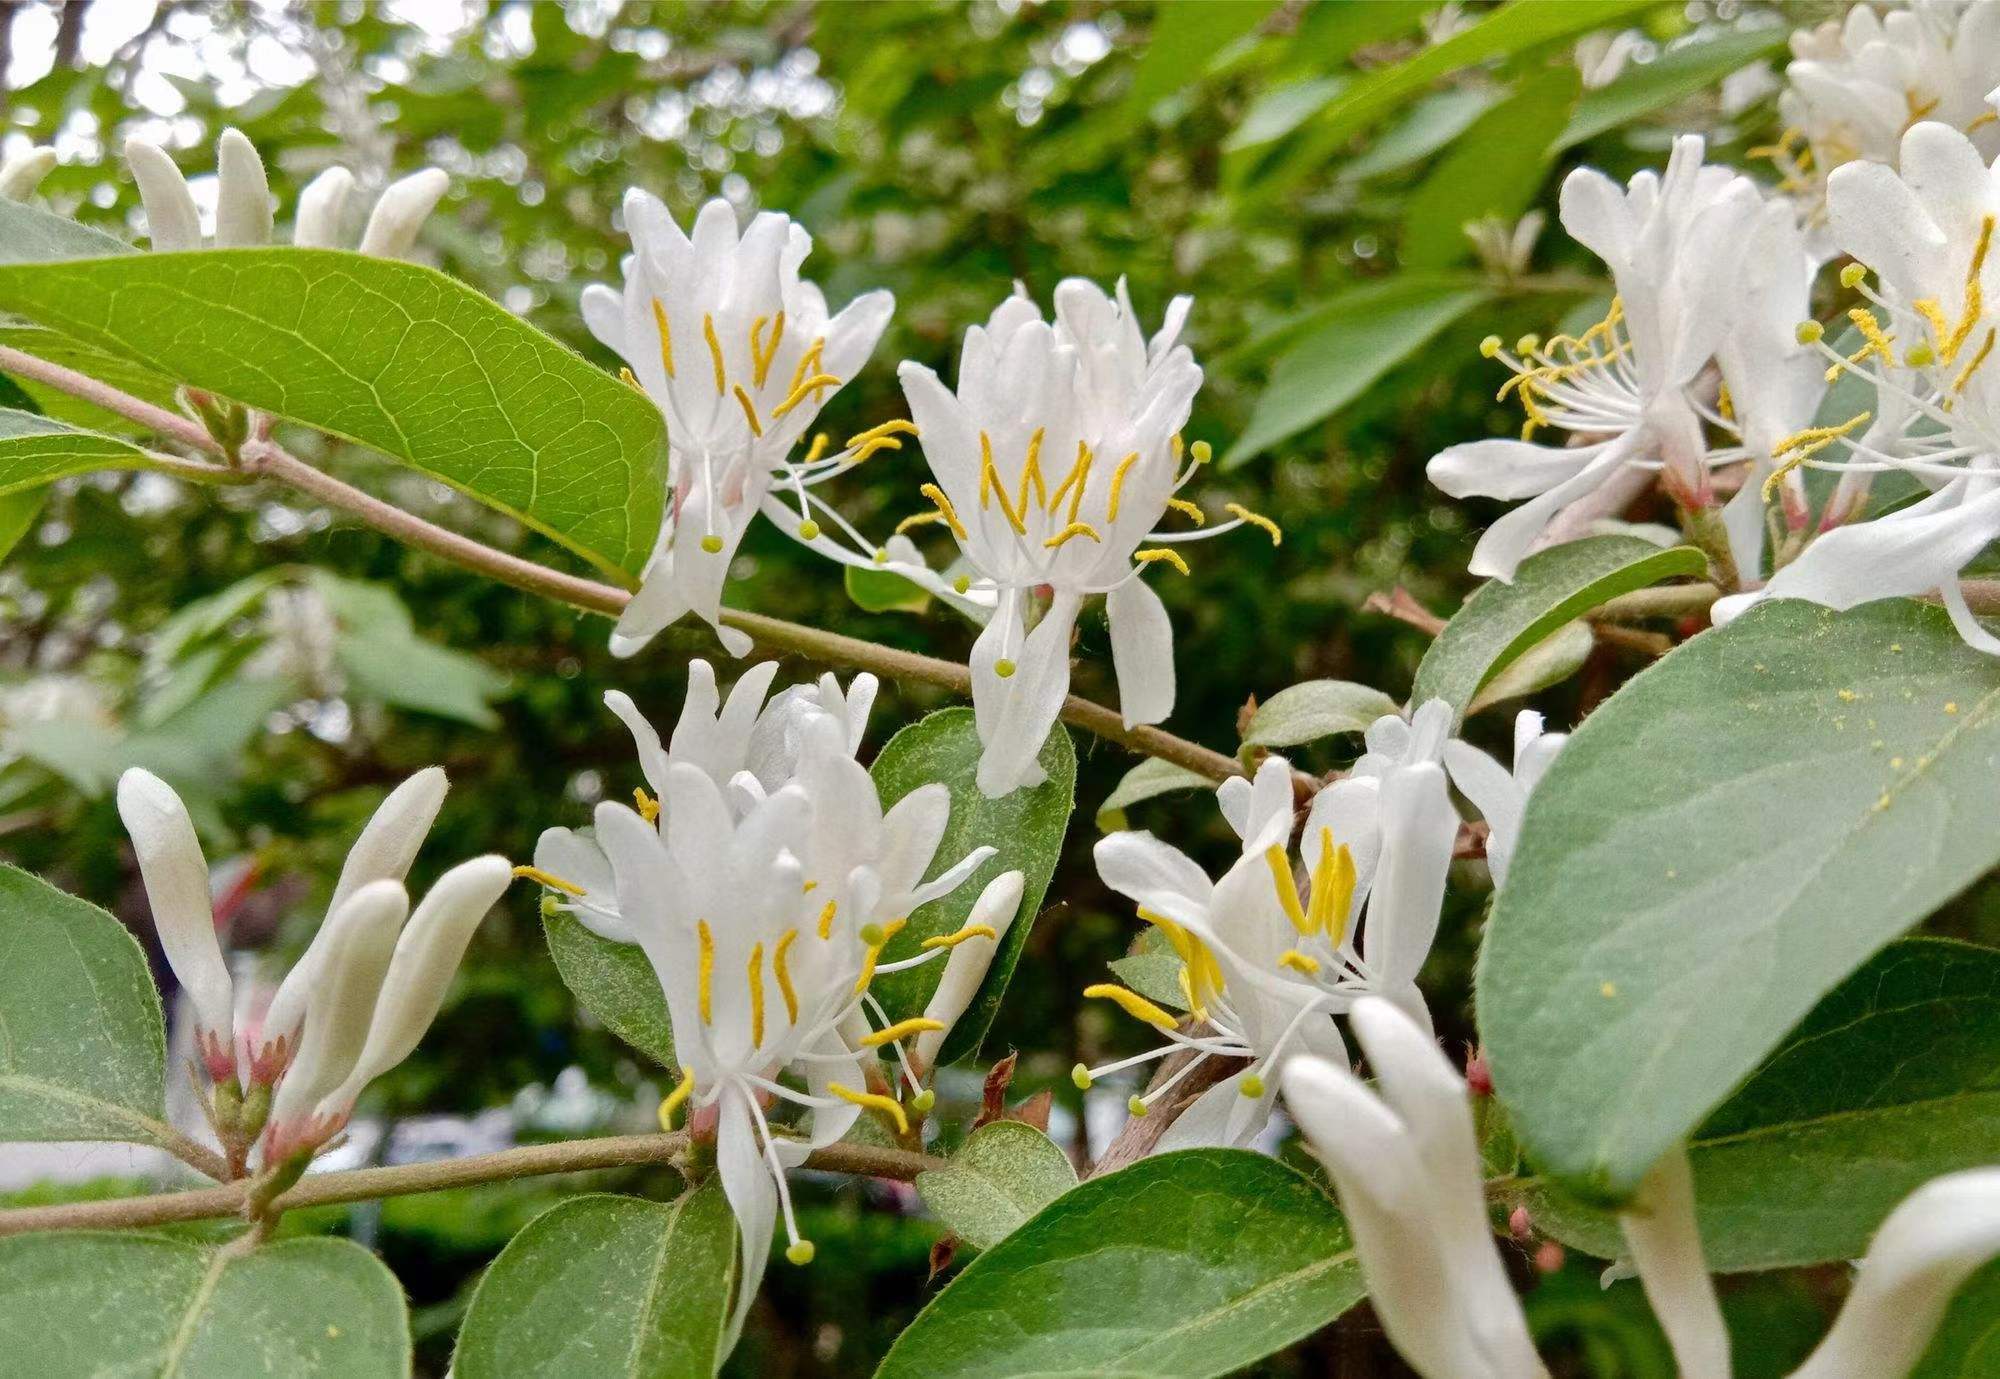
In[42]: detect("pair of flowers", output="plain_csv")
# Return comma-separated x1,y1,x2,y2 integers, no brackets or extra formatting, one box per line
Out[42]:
1287,996,2000,1379
583,192,1276,796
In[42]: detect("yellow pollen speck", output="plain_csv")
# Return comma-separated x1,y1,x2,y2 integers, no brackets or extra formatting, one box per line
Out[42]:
872,548,889,565
1946,701,1960,714
1837,689,1857,702
634,786,660,823
1601,982,1618,998
1891,757,1904,769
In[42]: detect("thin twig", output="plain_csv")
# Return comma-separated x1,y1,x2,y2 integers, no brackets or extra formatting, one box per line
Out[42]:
0,1131,941,1237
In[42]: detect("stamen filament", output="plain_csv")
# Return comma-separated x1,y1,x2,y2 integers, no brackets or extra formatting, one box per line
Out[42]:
512,864,585,896
859,1017,947,1048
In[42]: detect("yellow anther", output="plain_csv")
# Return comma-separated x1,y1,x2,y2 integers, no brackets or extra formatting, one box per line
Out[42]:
732,384,764,438
1308,831,1357,945
772,373,843,419
1083,982,1181,1032
895,510,945,535
1764,411,1872,499
1716,381,1734,422
634,786,660,823
797,518,822,540
747,942,766,1047
786,338,825,399
1044,521,1103,549
1915,296,1953,345
828,1082,909,1135
512,864,586,896
919,483,970,540
853,917,907,994
847,418,920,448
700,534,724,554
921,923,999,950
1480,334,1504,358
702,312,727,396
1839,263,1868,289
786,1240,815,1266
657,1066,695,1130
1135,548,1190,575
752,311,785,389
1972,111,2000,134
1165,497,1207,524
619,365,643,392
1278,949,1322,976
1072,1062,1094,1090
1516,334,1541,354
773,929,800,1025
843,436,904,467
1106,450,1142,521
1128,1095,1149,1117
1845,308,1894,364
1954,326,1997,394
817,899,837,940
650,298,676,378
1177,965,1206,1020
977,432,1028,535
1016,427,1048,514
802,432,832,466
994,658,1017,678
697,920,715,1024
1225,503,1282,546
1190,440,1212,465
1240,1073,1266,1099
1263,844,1312,935
859,1017,947,1048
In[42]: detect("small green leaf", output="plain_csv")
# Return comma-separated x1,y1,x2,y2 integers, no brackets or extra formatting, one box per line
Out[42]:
1482,600,2000,1201
0,407,163,498
1095,756,1211,831
1557,23,1792,150
870,709,1074,1065
1411,535,1706,721
1123,1,1280,115
1466,619,1595,716
0,864,170,1147
877,1149,1363,1379
544,909,674,1068
917,1121,1078,1251
455,1188,735,1379
1402,65,1581,268
845,561,932,615
1521,938,2000,1270
0,323,182,431
1226,278,1492,465
0,1233,409,1378
1242,679,1399,749
0,198,133,266
1336,87,1504,182
0,488,46,562
0,249,666,579
1917,1260,2000,1378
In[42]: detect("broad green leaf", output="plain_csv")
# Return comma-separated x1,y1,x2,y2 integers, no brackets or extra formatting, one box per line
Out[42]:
1917,1261,2000,1378
1557,23,1792,150
0,249,666,579
1411,536,1706,720
845,561,932,615
335,623,506,728
1096,756,1211,831
1222,76,1346,155
0,1233,409,1378
0,197,133,266
0,407,162,497
455,1188,735,1379
917,1121,1078,1251
1124,1,1280,115
1109,954,1191,1014
1482,600,2000,1201
1403,65,1581,268
544,909,674,1068
1520,938,2000,1270
1336,87,1504,182
0,486,45,562
1225,278,1492,465
869,709,1074,1064
1466,619,1595,716
1242,679,1398,749
877,1149,1362,1379
0,322,182,430
0,864,169,1147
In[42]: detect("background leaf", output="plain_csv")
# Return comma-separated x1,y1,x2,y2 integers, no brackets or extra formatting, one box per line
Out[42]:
0,197,133,265
543,909,674,1069
1401,65,1581,268
455,1187,734,1379
1095,756,1212,831
916,1121,1078,1251
1482,600,2000,1201
1916,1260,2000,1378
1556,22,1792,150
0,408,163,497
877,1149,1362,1379
1242,679,1399,749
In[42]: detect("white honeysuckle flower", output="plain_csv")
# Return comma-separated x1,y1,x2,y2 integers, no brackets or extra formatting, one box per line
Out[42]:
115,768,236,1081
1715,121,2000,652
123,129,446,256
0,144,57,201
1772,0,2000,249
1440,710,1567,887
1428,136,1762,580
911,868,1026,1074
1282,1001,1549,1379
899,279,1274,797
1617,1148,1733,1379
582,191,916,659
582,707,993,1355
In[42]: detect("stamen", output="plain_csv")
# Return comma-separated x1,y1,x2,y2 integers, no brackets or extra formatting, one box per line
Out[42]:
1225,503,1283,546
859,1017,946,1048
1278,950,1321,976
828,1082,908,1135
1263,845,1312,935
1165,497,1206,524
921,923,999,950
1016,428,1048,514
802,432,831,466
1082,982,1181,1032
1043,521,1103,549
1953,327,1997,394
650,298,676,378
978,432,1028,534
1049,442,1092,520
732,384,764,438
817,899,837,940
1764,411,1872,499
772,373,844,419
854,917,908,994
634,786,659,823
512,864,586,896
1105,450,1142,521
619,366,643,392
785,339,825,400
1846,307,1895,366
847,419,920,448
697,919,715,1024
657,1065,695,1130
702,312,727,396
843,436,903,466
896,510,946,535
773,930,800,1025
1135,548,1190,575
753,311,785,389
1307,831,1357,945
747,942,766,1048
919,483,970,539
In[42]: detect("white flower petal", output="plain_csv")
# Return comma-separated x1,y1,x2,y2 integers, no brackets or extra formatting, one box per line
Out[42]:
1106,576,1175,729
116,769,233,1044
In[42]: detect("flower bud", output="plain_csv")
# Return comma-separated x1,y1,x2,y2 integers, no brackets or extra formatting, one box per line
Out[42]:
115,769,234,1074
912,869,1024,1071
0,146,56,201
293,167,355,249
357,168,448,258
124,138,201,252
212,128,273,249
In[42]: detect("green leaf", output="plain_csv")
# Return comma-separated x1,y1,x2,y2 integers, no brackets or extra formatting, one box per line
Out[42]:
1520,938,2000,1270
1557,23,1792,150
455,1187,735,1379
1124,1,1281,115
1336,87,1505,182
0,487,46,563
0,864,170,1147
845,561,932,615
1403,65,1581,268
0,323,182,431
0,249,666,579
1109,951,1191,1014
0,407,162,498
337,633,506,728
0,197,133,266
544,909,674,1068
917,1121,1078,1251
1466,619,1596,716
869,709,1074,1065
877,1149,1362,1379
1222,76,1347,155
0,1233,409,1378
1482,600,2000,1201
1225,277,1492,465
1095,756,1212,831
1917,1260,2000,1378
1242,679,1399,749
1410,536,1706,721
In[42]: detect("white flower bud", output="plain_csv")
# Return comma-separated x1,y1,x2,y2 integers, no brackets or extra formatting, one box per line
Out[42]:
293,167,355,249
318,855,510,1113
123,139,201,252
1617,1147,1730,1379
266,878,407,1153
0,146,57,201
115,769,234,1064
212,128,272,249
357,167,448,258
913,869,1024,1071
